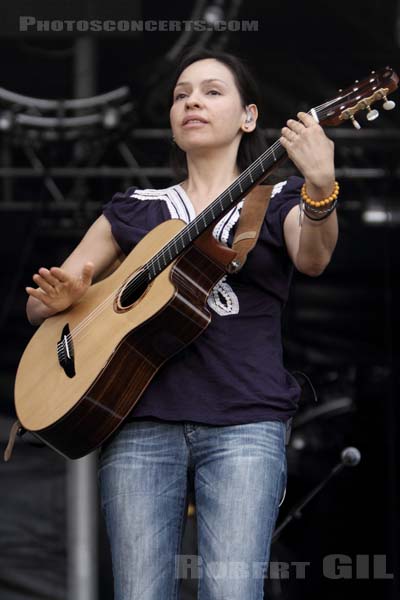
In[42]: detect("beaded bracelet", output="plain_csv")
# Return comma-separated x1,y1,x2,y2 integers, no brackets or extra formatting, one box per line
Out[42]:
301,181,339,208
298,180,339,225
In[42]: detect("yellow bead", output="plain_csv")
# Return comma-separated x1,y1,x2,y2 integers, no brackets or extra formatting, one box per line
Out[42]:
301,181,339,209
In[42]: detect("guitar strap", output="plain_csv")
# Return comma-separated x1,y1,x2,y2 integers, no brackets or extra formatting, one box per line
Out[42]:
228,184,274,273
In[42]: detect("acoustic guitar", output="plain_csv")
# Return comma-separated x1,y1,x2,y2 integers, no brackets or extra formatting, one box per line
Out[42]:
13,68,398,459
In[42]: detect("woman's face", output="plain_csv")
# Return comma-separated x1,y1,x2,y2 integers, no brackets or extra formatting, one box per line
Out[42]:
170,58,247,154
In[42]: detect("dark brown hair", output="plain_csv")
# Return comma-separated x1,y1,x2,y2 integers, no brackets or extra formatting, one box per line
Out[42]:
169,49,267,180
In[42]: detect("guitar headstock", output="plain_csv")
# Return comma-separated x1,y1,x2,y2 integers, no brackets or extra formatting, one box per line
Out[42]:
314,67,399,129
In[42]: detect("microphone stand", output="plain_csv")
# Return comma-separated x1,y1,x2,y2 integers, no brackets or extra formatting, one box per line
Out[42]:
272,447,361,544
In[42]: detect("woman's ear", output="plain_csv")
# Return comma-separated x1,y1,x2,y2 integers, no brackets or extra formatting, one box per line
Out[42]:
241,104,258,132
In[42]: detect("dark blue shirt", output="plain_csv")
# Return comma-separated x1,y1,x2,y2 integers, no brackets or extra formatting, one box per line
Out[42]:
103,176,303,425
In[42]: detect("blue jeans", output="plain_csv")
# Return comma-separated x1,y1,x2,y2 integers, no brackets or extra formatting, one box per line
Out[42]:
98,419,287,600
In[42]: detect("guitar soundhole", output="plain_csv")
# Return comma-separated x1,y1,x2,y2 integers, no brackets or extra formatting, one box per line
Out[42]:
119,276,150,309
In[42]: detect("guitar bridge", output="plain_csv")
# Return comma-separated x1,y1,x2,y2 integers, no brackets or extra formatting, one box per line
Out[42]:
57,323,76,378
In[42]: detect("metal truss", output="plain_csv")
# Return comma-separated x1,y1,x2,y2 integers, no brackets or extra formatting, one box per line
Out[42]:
0,127,399,214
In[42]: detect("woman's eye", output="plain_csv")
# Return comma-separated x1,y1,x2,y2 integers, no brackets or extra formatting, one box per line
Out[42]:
174,90,220,100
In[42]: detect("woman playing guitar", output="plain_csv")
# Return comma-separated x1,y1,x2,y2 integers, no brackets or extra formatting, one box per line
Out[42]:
26,50,338,599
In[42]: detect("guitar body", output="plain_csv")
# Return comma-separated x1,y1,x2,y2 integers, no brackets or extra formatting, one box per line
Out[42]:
14,219,236,459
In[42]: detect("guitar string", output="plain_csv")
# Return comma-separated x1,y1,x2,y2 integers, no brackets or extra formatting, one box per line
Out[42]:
58,94,362,356
58,96,346,357
61,148,276,345
61,129,284,347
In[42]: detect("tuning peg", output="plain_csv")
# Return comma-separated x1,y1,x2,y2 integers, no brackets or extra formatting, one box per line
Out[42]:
350,115,361,129
366,106,379,121
382,96,395,110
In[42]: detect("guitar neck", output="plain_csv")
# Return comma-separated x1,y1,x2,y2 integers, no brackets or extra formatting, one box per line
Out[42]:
144,137,288,282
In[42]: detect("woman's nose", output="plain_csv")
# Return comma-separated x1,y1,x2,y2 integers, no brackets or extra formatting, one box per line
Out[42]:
185,93,202,109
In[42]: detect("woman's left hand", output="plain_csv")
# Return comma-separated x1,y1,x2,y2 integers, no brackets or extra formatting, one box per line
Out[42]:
280,111,335,195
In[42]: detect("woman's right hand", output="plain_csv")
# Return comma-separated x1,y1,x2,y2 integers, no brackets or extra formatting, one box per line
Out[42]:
26,261,95,317
25,214,122,326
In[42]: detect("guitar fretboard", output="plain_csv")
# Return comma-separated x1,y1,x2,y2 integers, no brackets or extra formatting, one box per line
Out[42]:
144,138,288,281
